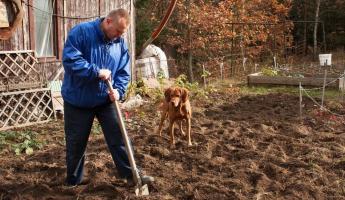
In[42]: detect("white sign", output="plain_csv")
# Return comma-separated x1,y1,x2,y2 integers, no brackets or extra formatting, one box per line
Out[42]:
319,54,332,66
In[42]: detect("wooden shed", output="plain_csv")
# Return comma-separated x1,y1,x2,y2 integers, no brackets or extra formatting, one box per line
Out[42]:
0,0,135,130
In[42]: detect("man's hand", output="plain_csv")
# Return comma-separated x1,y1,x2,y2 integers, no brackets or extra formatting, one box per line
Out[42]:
98,69,111,80
108,89,120,102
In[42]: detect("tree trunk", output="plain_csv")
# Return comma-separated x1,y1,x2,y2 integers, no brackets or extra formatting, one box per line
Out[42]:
303,0,307,55
187,0,194,82
313,0,321,58
188,46,193,82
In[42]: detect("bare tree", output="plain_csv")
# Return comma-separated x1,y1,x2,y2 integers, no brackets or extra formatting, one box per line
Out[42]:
303,0,307,55
313,0,321,57
187,0,194,82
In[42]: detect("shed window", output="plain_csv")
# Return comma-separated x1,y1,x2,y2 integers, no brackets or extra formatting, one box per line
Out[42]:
33,0,55,57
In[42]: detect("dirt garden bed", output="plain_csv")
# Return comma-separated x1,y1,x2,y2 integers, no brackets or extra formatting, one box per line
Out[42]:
1,87,345,199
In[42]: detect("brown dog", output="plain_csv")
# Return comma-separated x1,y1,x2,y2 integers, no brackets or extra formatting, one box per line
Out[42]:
157,86,192,146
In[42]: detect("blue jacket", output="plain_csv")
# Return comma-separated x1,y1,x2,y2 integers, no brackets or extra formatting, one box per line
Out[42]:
62,18,131,108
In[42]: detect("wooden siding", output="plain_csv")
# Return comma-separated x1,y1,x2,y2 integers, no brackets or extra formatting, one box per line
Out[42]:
0,0,27,50
0,0,133,61
22,0,30,50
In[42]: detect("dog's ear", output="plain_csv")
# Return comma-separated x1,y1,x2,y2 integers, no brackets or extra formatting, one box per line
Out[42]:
164,88,172,101
181,88,189,102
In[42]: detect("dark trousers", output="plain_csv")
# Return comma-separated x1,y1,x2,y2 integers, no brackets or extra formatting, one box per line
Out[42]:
64,101,132,185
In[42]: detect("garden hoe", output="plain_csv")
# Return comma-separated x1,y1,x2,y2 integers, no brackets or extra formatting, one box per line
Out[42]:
105,80,149,196
102,0,177,195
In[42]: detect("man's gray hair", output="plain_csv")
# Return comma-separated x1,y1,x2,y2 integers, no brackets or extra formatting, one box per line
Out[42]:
107,9,130,25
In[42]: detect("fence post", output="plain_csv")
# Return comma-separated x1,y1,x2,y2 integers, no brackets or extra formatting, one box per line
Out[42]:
230,23,234,77
321,66,328,110
220,62,224,80
339,70,345,101
230,58,233,77
299,82,303,121
273,56,277,69
203,64,206,88
242,57,247,72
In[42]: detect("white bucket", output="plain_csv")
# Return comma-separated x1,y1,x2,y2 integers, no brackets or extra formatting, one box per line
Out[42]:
319,54,332,66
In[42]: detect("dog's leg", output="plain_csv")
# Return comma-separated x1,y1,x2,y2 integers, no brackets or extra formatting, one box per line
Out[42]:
157,111,167,136
187,118,192,146
179,120,186,136
169,121,175,147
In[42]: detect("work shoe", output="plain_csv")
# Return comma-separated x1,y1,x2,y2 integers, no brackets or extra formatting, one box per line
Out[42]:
140,174,155,185
126,174,155,187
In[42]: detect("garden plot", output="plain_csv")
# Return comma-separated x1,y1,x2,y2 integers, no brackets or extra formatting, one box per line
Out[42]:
248,69,343,88
0,88,345,199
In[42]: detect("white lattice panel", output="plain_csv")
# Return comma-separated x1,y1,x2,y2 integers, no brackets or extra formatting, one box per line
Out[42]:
0,50,42,92
0,88,55,130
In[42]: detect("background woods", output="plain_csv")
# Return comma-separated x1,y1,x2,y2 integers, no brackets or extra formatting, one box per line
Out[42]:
136,0,345,80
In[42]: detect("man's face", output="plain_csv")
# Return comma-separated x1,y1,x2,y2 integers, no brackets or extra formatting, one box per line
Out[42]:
105,17,128,40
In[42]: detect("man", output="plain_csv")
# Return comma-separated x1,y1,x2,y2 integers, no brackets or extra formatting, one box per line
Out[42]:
62,8,154,186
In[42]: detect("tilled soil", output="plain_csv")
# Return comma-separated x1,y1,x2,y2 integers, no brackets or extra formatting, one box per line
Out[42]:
1,89,345,199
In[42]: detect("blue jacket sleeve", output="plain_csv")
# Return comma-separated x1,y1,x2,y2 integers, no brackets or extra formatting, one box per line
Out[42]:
62,26,100,80
113,41,131,100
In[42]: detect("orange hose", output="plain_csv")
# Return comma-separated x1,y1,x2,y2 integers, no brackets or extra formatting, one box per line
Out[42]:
139,0,178,56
